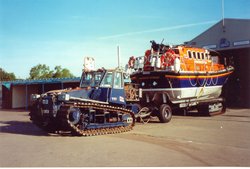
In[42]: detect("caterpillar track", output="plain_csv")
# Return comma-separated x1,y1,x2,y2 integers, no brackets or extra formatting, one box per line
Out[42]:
59,102,135,136
31,102,135,136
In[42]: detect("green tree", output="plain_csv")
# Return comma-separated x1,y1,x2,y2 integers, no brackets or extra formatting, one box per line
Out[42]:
0,68,16,81
29,64,53,79
53,66,74,78
29,64,75,79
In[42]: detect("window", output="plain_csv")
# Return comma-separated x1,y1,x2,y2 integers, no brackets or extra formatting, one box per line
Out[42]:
173,49,180,54
94,73,102,86
114,72,122,88
205,53,210,60
101,72,113,87
80,71,103,88
201,53,205,60
188,51,192,58
192,52,196,59
197,52,201,60
211,56,219,64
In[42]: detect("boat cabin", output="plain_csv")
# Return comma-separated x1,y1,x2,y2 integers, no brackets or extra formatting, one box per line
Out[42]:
128,45,225,73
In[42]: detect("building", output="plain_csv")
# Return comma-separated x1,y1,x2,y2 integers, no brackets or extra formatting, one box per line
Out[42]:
1,77,80,109
187,18,250,107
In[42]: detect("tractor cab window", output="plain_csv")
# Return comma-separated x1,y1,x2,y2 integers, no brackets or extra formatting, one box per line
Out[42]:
94,73,102,86
114,72,123,88
100,71,113,87
80,71,103,88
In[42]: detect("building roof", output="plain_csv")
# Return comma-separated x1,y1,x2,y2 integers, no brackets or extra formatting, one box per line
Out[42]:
187,18,250,50
1,77,81,88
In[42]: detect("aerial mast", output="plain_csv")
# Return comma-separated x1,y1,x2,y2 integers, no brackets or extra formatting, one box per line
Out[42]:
117,45,120,68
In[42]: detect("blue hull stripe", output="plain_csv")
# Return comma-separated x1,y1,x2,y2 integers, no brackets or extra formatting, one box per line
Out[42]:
131,71,232,89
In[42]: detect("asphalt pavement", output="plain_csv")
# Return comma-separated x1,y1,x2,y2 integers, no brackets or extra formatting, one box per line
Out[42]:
0,108,250,167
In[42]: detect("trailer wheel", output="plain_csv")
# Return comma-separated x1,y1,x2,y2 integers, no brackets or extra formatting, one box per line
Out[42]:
159,104,172,123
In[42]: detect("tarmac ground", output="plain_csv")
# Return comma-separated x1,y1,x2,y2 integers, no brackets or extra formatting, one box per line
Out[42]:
0,108,250,167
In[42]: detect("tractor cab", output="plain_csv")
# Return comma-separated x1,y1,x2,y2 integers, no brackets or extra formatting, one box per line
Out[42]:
79,57,139,106
80,68,127,106
80,70,103,88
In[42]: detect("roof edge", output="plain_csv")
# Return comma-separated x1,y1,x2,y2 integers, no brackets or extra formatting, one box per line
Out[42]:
188,18,250,43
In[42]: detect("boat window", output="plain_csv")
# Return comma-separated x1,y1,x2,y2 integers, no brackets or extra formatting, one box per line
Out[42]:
201,53,205,60
192,52,196,59
173,49,180,54
207,54,211,60
205,53,209,60
188,51,192,58
211,56,219,64
197,52,201,60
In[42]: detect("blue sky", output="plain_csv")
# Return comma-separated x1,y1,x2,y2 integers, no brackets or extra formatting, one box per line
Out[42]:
0,0,250,79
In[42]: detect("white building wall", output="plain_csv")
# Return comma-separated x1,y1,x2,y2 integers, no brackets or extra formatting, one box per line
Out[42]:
12,85,39,108
12,85,25,108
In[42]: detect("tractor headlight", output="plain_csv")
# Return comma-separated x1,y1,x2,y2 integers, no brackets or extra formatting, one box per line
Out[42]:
30,94,40,101
58,93,70,101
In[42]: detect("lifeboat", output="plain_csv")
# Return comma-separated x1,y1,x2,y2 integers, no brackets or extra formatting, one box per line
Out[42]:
126,40,234,115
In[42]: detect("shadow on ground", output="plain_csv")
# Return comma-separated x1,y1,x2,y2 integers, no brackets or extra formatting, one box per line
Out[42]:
0,120,49,136
173,109,208,117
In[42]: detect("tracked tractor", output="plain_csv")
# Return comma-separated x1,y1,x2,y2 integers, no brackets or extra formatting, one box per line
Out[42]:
29,66,137,136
